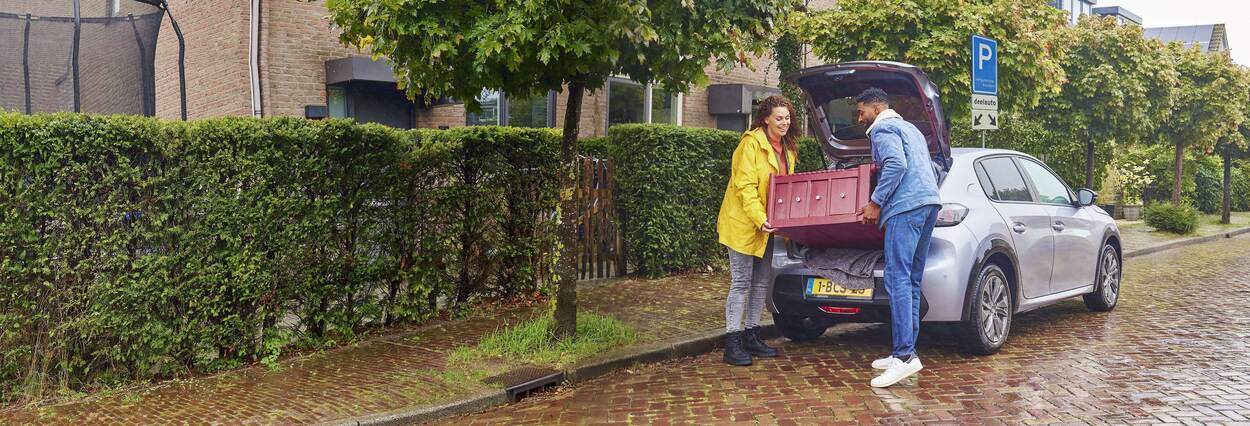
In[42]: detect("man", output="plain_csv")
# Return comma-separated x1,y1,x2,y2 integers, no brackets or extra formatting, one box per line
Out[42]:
855,88,941,388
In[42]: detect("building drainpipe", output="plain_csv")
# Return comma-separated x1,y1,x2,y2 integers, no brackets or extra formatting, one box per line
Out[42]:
248,0,262,117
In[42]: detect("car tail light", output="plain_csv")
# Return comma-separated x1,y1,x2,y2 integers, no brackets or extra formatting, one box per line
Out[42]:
818,306,861,315
935,203,969,227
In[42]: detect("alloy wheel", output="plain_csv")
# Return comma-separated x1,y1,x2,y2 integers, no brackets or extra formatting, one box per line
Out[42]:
979,274,1010,345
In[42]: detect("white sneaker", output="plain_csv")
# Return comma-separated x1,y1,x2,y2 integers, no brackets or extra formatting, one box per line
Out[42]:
870,356,922,388
871,355,898,370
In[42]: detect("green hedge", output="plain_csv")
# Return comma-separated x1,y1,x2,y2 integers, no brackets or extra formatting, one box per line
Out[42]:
0,114,559,403
1144,202,1199,234
609,125,738,276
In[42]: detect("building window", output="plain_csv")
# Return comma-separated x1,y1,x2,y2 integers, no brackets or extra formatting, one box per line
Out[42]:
507,93,553,128
607,78,682,130
466,90,502,126
327,87,348,118
466,90,555,127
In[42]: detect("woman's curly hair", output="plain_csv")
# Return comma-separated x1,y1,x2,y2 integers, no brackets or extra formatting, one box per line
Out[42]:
750,95,800,159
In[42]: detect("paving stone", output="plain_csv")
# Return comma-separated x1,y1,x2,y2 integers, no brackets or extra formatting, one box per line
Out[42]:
438,235,1250,425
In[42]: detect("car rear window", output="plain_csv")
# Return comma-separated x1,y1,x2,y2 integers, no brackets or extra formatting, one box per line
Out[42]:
978,157,1033,202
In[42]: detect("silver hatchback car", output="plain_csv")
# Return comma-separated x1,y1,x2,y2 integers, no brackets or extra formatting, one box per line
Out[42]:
769,62,1122,355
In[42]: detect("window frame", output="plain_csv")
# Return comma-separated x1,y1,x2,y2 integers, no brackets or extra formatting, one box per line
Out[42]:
605,76,683,132
974,155,1038,205
1015,157,1078,207
466,90,557,127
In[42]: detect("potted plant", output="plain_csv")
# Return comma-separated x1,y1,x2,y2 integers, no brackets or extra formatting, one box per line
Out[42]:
1116,160,1153,221
1098,163,1122,219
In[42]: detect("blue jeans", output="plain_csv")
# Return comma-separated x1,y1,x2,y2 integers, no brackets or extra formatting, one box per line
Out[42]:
883,204,939,358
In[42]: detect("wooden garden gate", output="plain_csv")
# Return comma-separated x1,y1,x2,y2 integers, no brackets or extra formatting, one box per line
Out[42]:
576,156,623,280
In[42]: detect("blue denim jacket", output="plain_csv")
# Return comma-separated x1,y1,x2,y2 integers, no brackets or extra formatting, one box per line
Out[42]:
869,116,941,228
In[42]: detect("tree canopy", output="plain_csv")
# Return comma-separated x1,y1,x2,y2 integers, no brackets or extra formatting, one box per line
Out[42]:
327,0,795,111
1161,45,1245,203
796,0,1068,119
1032,16,1178,187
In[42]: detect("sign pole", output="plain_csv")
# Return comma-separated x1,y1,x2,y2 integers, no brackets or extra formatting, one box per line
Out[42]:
981,130,986,149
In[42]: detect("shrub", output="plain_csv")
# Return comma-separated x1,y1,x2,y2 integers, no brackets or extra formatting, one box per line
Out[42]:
1192,162,1222,214
1233,165,1250,211
609,124,739,277
796,136,827,173
578,136,612,159
0,114,560,403
1144,202,1200,234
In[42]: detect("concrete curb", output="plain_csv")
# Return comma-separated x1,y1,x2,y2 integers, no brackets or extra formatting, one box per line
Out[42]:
1124,226,1250,259
319,389,508,426
565,321,778,384
329,226,1250,425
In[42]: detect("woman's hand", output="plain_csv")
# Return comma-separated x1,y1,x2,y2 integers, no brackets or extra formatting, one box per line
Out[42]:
761,221,776,233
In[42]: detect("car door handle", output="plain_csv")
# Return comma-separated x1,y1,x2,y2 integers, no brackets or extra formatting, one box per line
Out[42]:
1012,222,1026,233
1052,222,1065,232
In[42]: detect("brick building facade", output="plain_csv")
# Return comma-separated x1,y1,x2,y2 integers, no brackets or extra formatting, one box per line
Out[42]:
145,0,835,136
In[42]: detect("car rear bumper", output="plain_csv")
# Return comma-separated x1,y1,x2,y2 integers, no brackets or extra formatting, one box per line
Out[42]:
769,273,928,323
766,223,976,322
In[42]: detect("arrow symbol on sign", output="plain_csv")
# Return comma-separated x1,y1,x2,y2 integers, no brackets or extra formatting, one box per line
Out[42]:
974,114,983,126
989,114,997,126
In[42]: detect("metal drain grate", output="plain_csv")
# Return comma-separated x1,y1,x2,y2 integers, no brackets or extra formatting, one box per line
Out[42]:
483,365,564,402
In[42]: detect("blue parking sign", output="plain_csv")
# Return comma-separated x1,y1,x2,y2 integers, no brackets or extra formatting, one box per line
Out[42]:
971,35,997,96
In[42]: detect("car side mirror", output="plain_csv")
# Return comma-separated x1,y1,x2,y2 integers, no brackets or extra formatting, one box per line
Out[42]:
1076,188,1097,207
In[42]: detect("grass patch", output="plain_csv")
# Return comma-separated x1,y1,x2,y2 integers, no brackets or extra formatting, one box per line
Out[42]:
449,311,638,368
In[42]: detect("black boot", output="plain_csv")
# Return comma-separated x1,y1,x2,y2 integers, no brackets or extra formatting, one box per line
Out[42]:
723,331,752,366
743,327,778,357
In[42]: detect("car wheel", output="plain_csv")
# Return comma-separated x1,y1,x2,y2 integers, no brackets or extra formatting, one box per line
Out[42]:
1083,244,1121,312
957,263,1012,355
772,313,827,342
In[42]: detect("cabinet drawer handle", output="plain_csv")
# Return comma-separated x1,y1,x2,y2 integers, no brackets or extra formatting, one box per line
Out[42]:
815,195,822,200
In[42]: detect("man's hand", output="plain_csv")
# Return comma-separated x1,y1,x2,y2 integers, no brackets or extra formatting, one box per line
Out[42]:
859,201,881,225
761,221,776,233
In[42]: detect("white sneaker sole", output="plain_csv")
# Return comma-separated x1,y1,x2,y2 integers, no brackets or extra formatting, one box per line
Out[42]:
870,362,922,388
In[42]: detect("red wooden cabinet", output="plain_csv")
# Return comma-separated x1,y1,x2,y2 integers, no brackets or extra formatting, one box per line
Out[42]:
767,164,885,249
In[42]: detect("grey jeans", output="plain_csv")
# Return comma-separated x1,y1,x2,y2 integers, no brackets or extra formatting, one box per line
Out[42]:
725,240,772,333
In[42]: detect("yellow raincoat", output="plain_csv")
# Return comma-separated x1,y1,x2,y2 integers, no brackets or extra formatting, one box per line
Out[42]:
716,128,796,258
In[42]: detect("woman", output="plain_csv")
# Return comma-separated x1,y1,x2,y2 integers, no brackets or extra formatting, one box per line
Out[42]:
716,95,799,366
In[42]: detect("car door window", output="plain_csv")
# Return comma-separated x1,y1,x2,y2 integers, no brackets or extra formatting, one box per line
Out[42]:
978,157,1034,202
1017,159,1073,205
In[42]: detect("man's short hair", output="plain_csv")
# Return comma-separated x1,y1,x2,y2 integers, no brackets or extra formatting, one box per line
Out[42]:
855,88,890,106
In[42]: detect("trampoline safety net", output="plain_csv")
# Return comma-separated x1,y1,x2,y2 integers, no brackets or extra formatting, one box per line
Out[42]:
1,0,166,116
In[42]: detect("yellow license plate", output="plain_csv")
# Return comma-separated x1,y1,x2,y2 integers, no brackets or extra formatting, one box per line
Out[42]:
807,278,873,298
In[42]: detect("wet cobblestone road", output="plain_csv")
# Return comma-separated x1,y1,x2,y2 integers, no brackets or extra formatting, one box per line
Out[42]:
442,235,1250,425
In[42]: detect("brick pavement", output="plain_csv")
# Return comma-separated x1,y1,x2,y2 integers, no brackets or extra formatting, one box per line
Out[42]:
441,234,1250,425
1,273,731,424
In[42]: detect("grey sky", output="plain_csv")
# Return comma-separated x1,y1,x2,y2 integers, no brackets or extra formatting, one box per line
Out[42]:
1094,0,1248,64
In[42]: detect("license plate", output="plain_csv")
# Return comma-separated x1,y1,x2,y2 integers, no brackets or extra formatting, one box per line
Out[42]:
806,277,873,298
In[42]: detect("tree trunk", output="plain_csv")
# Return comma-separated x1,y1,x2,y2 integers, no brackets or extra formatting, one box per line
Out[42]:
1172,141,1184,205
1223,147,1232,224
553,80,586,340
1084,138,1095,189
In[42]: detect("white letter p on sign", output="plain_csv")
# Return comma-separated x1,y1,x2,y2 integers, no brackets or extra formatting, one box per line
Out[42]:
978,44,993,70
